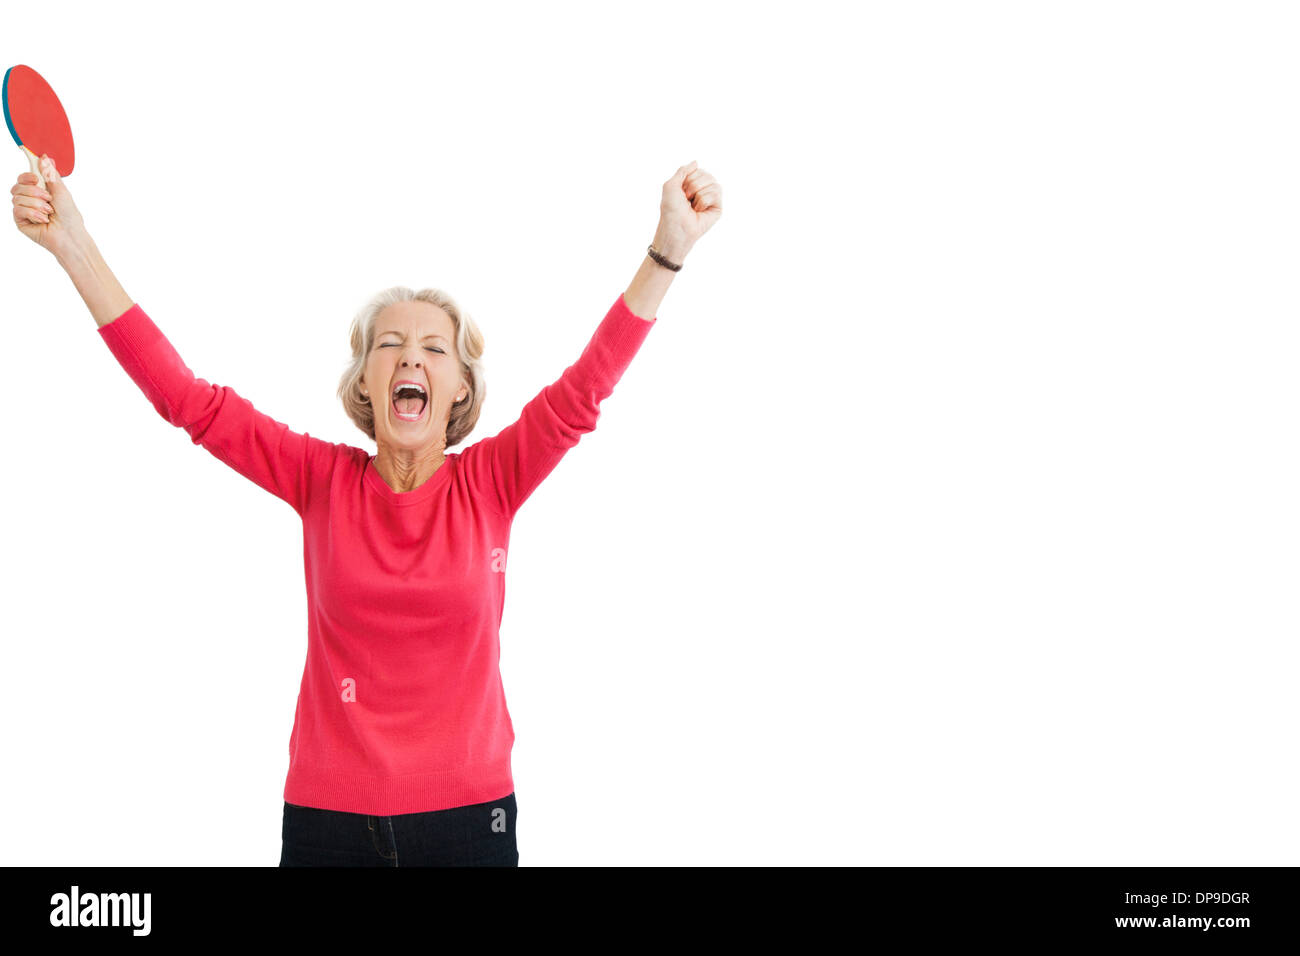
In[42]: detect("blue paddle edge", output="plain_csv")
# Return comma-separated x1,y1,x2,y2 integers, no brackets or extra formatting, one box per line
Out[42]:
2,66,24,149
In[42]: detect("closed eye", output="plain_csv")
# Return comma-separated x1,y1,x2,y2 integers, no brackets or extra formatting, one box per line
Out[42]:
379,344,444,353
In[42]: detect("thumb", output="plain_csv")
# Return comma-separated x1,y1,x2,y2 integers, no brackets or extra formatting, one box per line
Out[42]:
40,154,63,188
673,159,698,184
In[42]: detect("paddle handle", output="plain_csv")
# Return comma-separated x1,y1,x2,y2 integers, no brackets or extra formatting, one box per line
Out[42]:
20,144,46,189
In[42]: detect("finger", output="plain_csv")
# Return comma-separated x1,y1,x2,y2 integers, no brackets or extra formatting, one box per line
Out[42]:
692,185,720,207
685,177,715,203
15,195,53,217
15,203,49,224
16,192,53,211
17,184,53,202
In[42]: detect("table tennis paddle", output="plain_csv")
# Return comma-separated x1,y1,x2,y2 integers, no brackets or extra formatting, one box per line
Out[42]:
3,64,75,189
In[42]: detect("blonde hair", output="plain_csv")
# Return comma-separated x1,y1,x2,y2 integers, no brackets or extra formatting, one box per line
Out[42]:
337,286,486,447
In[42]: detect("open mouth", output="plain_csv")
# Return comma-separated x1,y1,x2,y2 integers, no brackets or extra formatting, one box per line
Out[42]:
391,382,428,422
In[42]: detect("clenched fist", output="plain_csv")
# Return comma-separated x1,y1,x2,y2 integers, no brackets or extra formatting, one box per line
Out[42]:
652,161,723,264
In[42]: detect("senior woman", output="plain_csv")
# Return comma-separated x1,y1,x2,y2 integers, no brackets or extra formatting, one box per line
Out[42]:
12,154,722,866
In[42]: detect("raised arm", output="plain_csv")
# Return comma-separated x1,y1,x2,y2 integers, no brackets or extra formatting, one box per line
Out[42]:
460,292,657,519
91,296,333,517
460,161,723,519
11,157,332,517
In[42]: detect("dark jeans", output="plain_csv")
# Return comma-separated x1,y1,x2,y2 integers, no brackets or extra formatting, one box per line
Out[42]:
279,792,518,866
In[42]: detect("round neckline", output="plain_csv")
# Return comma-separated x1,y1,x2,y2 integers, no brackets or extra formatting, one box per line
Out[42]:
363,453,458,505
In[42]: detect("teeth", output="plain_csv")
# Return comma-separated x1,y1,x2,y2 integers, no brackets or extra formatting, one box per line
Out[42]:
392,382,428,400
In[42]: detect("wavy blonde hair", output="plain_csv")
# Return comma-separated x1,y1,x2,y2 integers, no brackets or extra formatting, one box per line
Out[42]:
337,286,486,447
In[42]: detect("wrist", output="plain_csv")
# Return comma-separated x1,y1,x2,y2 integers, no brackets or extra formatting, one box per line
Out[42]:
649,237,691,267
651,225,692,265
53,232,96,270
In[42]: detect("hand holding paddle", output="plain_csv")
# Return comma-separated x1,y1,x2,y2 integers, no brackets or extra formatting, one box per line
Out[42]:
11,154,88,256
4,64,87,256
5,63,135,326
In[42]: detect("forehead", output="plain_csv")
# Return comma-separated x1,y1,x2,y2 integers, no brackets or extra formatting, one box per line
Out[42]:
374,301,454,340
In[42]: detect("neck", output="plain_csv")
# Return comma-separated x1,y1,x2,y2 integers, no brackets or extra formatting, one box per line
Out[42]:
374,446,447,493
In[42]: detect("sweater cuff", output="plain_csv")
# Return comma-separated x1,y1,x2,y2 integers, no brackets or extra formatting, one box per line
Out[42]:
616,292,656,324
585,294,656,383
97,302,161,353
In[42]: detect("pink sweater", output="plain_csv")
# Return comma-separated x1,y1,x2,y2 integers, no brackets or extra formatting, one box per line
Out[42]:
98,293,656,815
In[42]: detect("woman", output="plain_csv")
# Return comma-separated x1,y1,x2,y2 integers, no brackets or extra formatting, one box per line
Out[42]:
11,155,722,866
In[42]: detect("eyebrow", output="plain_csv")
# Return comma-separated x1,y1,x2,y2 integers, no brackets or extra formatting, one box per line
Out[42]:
377,330,449,343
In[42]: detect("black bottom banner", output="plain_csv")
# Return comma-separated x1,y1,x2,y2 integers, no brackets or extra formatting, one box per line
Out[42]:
7,865,1295,944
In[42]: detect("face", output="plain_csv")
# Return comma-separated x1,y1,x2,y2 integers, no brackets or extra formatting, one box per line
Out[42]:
360,301,467,455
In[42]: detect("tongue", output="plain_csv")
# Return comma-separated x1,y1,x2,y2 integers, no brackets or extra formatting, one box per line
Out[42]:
395,397,425,416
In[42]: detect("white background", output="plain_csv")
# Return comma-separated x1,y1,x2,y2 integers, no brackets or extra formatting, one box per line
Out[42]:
1,0,1297,866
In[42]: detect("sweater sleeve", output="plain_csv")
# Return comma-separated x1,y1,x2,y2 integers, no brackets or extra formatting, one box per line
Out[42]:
97,303,334,518
460,292,657,520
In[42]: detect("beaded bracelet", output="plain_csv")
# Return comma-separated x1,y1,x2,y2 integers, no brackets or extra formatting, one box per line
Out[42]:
646,244,683,272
